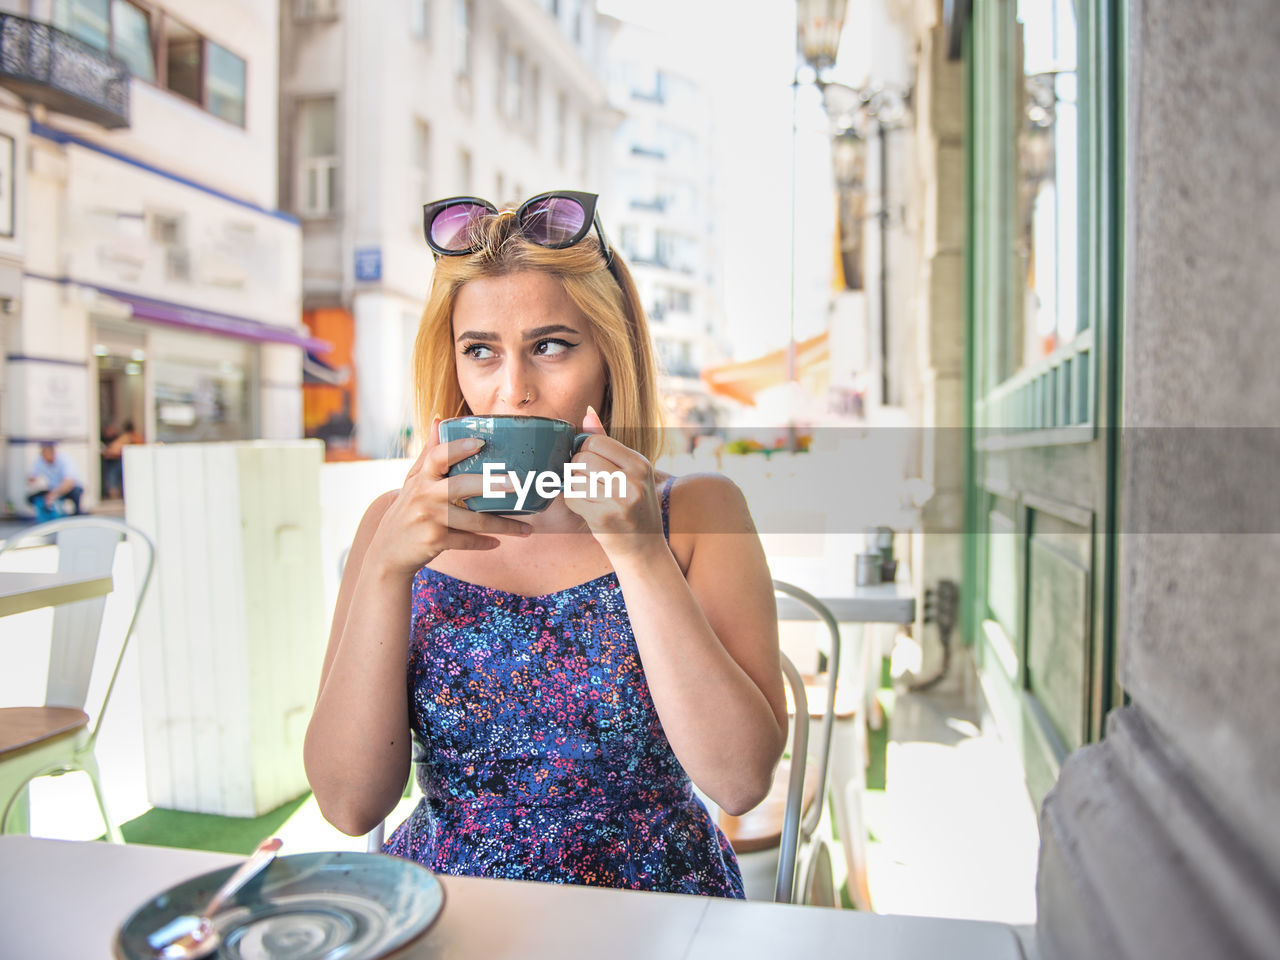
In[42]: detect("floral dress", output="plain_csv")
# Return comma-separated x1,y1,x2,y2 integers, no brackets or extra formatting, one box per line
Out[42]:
383,477,745,898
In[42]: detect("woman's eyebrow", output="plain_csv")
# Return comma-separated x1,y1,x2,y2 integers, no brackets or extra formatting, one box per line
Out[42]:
453,324,580,343
523,324,581,340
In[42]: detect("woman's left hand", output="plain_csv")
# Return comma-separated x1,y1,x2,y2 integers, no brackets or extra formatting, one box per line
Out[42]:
563,406,664,560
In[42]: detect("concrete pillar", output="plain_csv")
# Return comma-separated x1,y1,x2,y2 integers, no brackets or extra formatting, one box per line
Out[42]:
1036,3,1280,957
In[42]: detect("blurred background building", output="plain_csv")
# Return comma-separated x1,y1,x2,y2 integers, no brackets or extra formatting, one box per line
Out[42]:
603,20,722,435
0,0,306,515
279,0,618,460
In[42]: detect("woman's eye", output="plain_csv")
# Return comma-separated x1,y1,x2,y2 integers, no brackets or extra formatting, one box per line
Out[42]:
462,343,494,359
534,338,575,357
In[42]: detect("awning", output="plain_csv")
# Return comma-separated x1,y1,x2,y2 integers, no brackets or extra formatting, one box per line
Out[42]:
94,284,331,352
303,350,351,386
700,331,831,406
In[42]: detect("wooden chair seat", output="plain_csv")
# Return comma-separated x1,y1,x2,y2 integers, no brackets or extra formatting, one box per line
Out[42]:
800,673,862,721
718,758,819,854
0,707,89,759
782,675,861,722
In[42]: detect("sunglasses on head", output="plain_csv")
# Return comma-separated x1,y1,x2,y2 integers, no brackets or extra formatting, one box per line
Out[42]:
422,190,616,275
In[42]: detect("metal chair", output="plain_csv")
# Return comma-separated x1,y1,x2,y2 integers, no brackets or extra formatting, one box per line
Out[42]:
0,517,155,841
719,580,840,905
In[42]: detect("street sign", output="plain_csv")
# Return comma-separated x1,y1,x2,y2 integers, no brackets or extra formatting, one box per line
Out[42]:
354,247,382,282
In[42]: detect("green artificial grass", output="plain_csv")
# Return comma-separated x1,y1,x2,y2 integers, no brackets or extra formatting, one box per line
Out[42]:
105,793,311,854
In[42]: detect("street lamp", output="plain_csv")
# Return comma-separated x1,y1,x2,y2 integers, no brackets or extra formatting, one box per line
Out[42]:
819,80,909,406
794,0,910,409
796,0,849,73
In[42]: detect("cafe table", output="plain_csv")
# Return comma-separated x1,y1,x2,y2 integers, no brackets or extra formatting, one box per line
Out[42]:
0,835,1027,959
0,570,114,618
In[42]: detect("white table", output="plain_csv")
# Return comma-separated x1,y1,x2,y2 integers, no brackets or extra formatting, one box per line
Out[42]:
0,570,114,618
773,581,917,627
0,836,1026,960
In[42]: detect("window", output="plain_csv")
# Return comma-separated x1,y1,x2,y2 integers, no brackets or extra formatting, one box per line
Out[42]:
296,0,339,19
458,148,472,193
297,98,338,217
158,18,248,127
555,91,567,164
54,0,108,50
165,19,202,105
454,0,472,76
206,42,246,126
410,0,430,37
503,47,524,120
54,3,248,125
1007,0,1079,380
55,0,155,81
111,1,154,81
495,34,506,111
411,119,431,208
528,65,540,139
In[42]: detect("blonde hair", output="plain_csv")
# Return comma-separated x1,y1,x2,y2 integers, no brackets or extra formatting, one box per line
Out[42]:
412,210,666,461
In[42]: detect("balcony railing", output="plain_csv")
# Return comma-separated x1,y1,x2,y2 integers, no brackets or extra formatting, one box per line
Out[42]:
0,14,129,129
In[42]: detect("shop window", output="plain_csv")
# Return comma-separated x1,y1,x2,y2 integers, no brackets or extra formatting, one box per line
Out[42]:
152,338,254,445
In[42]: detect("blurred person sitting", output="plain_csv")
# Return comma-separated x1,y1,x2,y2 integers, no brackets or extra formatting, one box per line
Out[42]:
27,441,83,518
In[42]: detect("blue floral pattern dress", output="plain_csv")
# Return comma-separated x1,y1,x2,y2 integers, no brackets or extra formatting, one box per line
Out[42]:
383,477,745,897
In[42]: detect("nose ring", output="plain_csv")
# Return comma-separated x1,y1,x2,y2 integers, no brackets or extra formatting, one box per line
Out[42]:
519,391,532,405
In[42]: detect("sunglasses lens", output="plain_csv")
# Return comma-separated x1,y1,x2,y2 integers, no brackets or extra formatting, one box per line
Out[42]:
521,196,587,246
430,203,488,251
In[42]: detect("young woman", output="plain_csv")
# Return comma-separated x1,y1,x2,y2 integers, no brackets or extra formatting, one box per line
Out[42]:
304,191,784,897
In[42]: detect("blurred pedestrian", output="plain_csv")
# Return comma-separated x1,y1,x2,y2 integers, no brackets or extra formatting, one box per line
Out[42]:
102,419,141,499
27,441,83,517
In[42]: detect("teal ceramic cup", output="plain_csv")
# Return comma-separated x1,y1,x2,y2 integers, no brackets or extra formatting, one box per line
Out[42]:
439,415,593,513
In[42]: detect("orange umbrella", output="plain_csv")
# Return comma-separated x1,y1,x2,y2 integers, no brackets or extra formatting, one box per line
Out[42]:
700,331,831,406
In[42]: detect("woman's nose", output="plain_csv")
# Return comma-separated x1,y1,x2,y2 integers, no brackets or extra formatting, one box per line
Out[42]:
497,365,532,410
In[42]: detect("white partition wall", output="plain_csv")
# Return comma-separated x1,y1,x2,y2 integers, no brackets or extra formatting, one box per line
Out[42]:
124,440,325,817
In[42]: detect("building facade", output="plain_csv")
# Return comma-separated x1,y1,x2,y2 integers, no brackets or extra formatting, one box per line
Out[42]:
0,0,306,515
604,21,721,430
908,0,1279,953
279,0,618,460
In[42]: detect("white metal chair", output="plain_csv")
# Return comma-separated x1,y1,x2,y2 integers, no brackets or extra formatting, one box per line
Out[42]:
0,517,155,841
719,581,841,905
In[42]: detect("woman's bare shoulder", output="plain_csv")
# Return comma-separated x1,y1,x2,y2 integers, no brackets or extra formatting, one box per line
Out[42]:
348,490,399,557
666,472,756,535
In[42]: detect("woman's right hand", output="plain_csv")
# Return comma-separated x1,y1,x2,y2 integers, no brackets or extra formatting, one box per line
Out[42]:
364,418,532,578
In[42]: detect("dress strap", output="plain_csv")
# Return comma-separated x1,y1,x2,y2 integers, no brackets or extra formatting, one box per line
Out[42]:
660,476,676,540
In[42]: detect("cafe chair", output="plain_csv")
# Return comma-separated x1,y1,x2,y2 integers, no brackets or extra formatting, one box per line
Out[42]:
718,581,841,905
724,650,810,903
0,517,155,842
